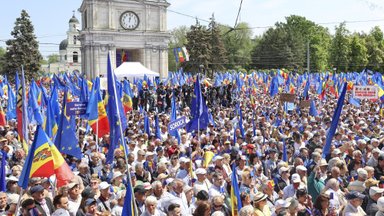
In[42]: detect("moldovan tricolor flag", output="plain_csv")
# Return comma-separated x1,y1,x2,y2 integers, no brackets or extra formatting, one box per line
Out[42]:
173,47,189,63
122,80,133,113
86,77,110,138
18,125,73,189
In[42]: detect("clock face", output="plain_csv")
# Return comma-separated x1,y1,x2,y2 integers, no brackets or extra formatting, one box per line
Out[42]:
120,11,139,30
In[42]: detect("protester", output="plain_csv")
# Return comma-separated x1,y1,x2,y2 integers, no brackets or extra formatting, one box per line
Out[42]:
52,194,70,216
343,191,366,215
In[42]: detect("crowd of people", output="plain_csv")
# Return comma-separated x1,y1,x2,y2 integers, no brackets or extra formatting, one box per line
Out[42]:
1,71,384,216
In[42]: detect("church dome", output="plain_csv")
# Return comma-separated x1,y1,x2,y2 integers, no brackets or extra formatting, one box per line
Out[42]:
59,39,68,50
69,15,79,24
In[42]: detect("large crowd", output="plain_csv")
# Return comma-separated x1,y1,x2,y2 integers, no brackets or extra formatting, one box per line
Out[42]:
1,71,384,216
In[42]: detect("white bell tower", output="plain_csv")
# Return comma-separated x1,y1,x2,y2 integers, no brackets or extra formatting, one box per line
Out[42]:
79,0,170,78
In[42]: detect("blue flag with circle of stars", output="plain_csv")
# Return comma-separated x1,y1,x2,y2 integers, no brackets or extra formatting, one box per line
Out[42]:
54,88,81,159
186,75,209,132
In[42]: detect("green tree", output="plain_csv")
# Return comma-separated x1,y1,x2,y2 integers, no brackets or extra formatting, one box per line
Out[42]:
168,26,189,71
208,14,227,73
47,54,59,64
251,15,330,71
308,26,332,71
251,23,295,69
185,20,211,73
283,15,312,68
220,22,254,69
4,10,42,79
0,47,5,73
329,22,351,72
349,33,368,71
365,26,384,71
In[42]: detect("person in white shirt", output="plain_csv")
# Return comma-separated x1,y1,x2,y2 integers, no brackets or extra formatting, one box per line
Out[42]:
151,181,168,215
128,140,139,160
347,168,368,193
193,168,211,195
111,190,125,216
66,182,82,216
343,191,366,216
52,194,70,216
140,196,166,216
208,172,227,200
161,179,189,216
283,173,306,199
324,178,346,215
180,134,190,150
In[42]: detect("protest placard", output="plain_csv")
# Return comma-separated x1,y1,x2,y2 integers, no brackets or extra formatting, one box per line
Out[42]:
168,116,186,133
67,102,88,115
352,86,378,100
280,93,296,102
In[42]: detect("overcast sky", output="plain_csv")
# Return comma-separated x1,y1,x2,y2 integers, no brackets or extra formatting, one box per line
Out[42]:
1,0,384,58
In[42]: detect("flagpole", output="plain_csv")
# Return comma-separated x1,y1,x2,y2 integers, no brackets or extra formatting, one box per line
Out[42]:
52,175,57,198
108,51,138,214
96,118,99,151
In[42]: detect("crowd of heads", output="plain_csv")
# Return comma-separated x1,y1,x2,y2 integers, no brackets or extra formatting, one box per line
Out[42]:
0,73,384,216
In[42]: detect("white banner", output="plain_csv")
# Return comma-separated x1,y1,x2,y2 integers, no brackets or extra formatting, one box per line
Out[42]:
352,85,378,100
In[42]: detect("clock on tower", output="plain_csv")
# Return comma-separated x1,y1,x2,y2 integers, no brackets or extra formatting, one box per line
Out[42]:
80,0,170,79
120,11,139,30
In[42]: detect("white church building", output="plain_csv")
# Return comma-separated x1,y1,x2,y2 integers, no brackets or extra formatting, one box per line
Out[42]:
41,13,82,73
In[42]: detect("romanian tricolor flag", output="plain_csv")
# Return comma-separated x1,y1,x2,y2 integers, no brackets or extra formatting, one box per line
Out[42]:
173,46,189,63
86,77,110,138
230,163,242,215
122,80,133,113
0,106,6,127
347,81,354,91
122,93,133,113
289,83,295,94
18,125,73,189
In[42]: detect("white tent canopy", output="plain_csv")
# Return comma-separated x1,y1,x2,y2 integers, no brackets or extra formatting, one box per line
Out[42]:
114,62,160,81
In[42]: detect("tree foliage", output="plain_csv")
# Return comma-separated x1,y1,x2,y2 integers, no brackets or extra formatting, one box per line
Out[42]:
220,22,254,69
251,23,295,69
365,26,384,71
208,14,227,73
0,47,5,73
308,26,331,71
349,33,368,71
47,54,60,64
251,15,332,71
329,22,351,72
185,21,211,73
167,14,384,73
4,10,42,80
